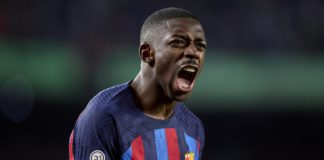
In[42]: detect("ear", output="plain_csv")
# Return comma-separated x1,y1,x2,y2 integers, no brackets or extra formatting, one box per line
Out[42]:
139,43,155,66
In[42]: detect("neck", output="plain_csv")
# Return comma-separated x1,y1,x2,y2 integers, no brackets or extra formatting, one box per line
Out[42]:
130,72,177,120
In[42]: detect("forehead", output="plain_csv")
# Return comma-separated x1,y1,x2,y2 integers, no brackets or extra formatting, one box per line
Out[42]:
163,18,205,39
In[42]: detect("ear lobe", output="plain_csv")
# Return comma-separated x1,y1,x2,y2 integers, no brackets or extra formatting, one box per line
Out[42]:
139,44,154,65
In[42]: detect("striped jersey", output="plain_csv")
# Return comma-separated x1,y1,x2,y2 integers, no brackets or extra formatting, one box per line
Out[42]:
69,82,205,160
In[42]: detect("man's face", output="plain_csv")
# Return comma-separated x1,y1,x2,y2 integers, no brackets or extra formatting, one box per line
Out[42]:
150,18,206,101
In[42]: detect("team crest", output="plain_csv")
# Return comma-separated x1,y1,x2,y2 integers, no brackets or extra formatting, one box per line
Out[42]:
90,150,105,160
185,152,194,160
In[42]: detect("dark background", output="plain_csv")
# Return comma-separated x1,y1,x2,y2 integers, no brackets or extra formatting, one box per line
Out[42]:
1,0,324,159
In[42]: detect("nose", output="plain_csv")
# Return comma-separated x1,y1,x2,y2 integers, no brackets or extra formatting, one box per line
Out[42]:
184,44,199,59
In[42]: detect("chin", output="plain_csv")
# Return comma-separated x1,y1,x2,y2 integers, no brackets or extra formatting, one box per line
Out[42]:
172,92,192,102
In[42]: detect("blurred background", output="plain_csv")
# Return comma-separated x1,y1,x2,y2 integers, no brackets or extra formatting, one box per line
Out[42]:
1,0,324,159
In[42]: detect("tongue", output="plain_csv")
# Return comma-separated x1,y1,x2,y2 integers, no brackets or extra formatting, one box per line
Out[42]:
179,77,190,88
177,77,191,90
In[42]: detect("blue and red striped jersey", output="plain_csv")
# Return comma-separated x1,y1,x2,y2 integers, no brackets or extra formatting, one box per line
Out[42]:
69,82,205,160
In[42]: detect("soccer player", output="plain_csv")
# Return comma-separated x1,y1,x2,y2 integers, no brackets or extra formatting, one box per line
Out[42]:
69,7,207,160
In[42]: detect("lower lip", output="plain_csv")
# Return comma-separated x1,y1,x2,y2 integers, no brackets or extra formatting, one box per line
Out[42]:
176,77,195,93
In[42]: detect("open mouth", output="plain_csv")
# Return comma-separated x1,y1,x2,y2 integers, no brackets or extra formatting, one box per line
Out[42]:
177,66,198,91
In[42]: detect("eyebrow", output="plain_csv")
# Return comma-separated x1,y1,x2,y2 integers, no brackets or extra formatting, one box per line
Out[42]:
170,34,187,39
171,34,206,42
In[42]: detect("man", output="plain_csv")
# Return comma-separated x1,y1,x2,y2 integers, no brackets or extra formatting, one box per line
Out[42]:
69,7,207,160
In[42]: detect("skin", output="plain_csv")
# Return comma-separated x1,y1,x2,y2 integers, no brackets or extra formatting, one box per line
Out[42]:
130,18,206,120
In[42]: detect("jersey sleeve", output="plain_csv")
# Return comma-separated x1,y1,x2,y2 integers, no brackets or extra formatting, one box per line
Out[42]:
70,110,119,160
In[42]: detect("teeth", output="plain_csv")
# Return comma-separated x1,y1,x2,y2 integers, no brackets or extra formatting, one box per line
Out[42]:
183,67,195,73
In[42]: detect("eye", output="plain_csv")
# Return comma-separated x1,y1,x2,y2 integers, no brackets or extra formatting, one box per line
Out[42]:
196,43,206,51
170,39,187,48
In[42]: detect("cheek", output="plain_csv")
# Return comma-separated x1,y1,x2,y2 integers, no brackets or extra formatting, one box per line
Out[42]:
154,50,176,69
154,54,177,80
155,59,173,78
200,53,205,66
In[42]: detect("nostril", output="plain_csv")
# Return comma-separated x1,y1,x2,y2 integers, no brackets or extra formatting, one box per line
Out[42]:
184,51,199,59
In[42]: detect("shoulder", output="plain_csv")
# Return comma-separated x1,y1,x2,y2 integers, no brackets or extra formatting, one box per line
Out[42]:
76,82,130,132
83,82,129,115
71,83,132,159
176,103,205,140
176,103,204,128
88,82,129,110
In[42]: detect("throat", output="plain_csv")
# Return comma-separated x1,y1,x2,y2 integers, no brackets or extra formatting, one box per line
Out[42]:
130,77,176,120
142,104,175,120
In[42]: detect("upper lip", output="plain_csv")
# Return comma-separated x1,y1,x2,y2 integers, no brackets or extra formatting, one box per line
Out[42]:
180,59,199,71
180,64,199,73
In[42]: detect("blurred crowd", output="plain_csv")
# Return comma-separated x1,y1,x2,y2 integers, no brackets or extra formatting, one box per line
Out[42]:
1,0,323,50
